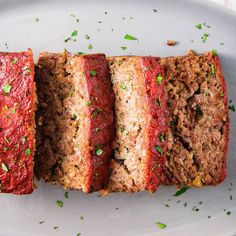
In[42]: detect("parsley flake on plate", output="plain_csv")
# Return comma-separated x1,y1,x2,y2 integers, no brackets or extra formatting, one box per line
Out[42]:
124,34,138,40
156,222,166,229
3,84,11,95
71,30,78,37
174,186,190,196
57,200,63,208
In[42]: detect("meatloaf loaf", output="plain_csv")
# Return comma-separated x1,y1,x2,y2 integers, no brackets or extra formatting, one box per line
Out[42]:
35,52,115,193
161,50,229,186
0,50,36,194
106,56,168,192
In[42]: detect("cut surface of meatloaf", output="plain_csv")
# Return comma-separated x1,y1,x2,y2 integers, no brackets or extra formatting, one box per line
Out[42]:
35,52,115,193
161,50,229,187
107,56,168,192
0,50,35,194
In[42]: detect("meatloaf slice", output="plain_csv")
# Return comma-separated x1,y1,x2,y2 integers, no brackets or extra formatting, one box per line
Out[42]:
0,50,35,194
107,56,168,192
161,50,229,186
35,52,115,193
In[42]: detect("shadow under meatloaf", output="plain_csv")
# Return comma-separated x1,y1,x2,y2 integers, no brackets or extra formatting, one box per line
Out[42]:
35,52,115,193
161,50,229,187
0,50,36,194
106,56,168,193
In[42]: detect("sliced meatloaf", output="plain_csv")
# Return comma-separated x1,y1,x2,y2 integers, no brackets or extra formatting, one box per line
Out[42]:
35,52,115,193
107,56,168,192
161,50,229,186
0,50,35,194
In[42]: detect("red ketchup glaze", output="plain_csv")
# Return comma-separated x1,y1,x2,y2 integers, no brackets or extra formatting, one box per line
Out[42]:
142,57,169,192
0,50,35,194
213,55,229,183
83,54,115,192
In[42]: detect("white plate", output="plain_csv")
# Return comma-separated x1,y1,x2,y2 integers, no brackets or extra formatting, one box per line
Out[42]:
0,0,236,235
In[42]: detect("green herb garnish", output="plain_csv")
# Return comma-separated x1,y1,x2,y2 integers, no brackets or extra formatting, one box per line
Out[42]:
121,46,127,51
201,33,209,43
88,44,93,50
229,104,235,112
96,149,103,156
77,233,81,236
156,74,163,84
157,97,161,106
87,100,92,106
77,52,84,55
174,186,190,196
125,146,129,153
71,30,78,37
3,84,11,95
159,135,164,142
64,192,69,199
12,58,18,64
155,145,162,155
1,162,8,172
25,148,31,155
156,222,166,229
120,127,125,133
124,34,138,40
211,64,215,76
212,49,218,55
85,34,90,40
90,70,97,77
220,92,224,97
64,37,71,43
120,83,127,91
39,221,45,224
195,24,202,29
57,200,63,208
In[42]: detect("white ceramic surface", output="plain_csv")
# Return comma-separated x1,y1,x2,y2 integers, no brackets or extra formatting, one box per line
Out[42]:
0,0,236,235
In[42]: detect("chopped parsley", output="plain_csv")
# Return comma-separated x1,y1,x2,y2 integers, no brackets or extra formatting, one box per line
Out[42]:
220,42,224,46
53,226,59,230
157,97,161,106
229,100,235,112
1,162,8,172
220,92,224,97
120,83,128,91
96,148,103,156
153,9,157,13
124,34,138,40
90,70,97,77
121,46,127,51
155,145,162,155
212,49,218,55
64,192,69,199
35,18,39,22
164,204,170,208
195,23,202,29
87,100,92,106
39,221,45,224
76,19,80,23
56,200,63,208
3,84,11,95
174,186,190,196
88,44,93,50
184,202,188,207
156,74,163,84
12,58,18,64
211,64,215,76
71,30,78,37
77,52,84,55
72,114,77,120
159,135,164,142
120,126,125,133
80,216,84,220
77,233,81,236
201,33,209,43
156,222,166,229
92,108,103,117
125,146,129,153
25,148,31,155
226,211,231,216
85,34,90,40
